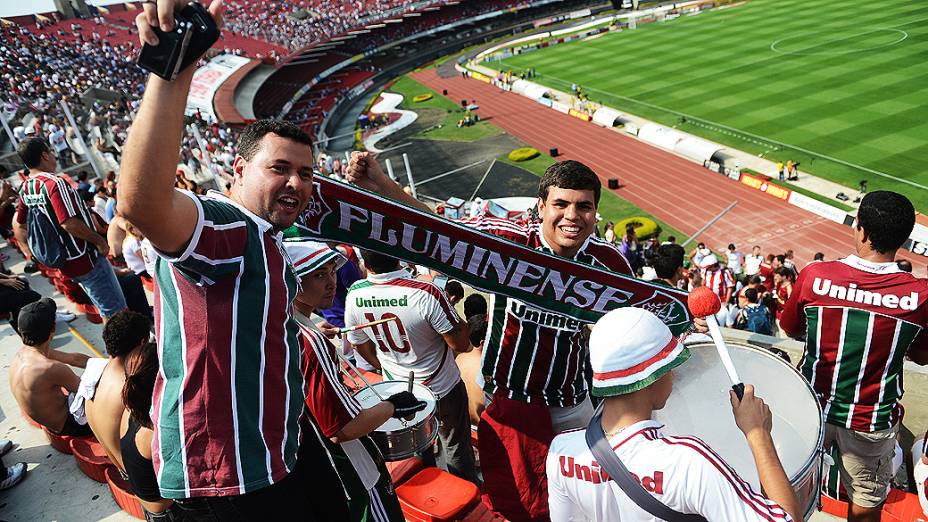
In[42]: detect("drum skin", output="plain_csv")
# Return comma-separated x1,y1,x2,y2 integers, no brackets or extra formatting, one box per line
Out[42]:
653,342,824,520
354,381,440,461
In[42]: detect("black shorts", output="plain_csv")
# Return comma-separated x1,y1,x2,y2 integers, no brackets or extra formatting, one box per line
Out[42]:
56,414,94,437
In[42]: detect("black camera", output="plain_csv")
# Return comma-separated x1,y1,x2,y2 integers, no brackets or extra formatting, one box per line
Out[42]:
136,2,220,81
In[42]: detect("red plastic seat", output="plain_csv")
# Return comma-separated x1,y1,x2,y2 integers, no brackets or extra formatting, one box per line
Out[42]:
71,437,112,483
396,467,480,522
386,456,424,486
105,466,145,519
43,426,97,454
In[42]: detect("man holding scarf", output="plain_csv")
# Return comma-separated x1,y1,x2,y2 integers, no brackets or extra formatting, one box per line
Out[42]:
347,152,633,521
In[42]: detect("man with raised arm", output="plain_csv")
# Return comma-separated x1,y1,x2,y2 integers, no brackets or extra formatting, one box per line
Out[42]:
118,2,347,518
346,152,633,520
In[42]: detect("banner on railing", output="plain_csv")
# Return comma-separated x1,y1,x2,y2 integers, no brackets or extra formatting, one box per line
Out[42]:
740,173,791,201
294,177,692,334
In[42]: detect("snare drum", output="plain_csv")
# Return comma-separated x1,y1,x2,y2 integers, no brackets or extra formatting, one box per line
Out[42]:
354,380,439,461
653,342,824,520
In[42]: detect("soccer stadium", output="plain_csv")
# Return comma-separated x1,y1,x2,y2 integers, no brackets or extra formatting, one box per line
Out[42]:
1,0,927,520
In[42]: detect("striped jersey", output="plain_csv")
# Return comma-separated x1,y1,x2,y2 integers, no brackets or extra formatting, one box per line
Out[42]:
16,172,96,277
780,255,928,432
345,269,461,397
547,420,791,521
459,216,633,407
151,190,305,498
702,266,735,302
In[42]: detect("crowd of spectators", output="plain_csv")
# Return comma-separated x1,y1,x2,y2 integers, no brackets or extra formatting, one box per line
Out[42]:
221,0,447,52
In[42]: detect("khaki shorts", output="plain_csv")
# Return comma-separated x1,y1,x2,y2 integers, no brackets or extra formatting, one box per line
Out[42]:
824,422,898,508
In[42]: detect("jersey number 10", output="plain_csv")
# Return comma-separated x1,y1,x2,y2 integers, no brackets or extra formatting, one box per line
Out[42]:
364,312,411,353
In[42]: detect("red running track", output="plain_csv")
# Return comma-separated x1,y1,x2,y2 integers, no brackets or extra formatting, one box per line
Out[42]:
412,69,923,276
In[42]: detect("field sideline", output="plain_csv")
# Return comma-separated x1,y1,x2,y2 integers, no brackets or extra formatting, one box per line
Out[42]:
496,0,928,211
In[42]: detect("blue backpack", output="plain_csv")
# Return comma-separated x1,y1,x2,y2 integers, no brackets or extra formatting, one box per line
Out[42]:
739,305,773,335
26,205,67,268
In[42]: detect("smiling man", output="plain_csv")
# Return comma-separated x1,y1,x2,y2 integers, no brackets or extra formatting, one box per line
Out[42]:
347,154,632,520
115,1,347,517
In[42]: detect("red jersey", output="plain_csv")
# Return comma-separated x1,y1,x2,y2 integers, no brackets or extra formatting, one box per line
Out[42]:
16,172,96,277
780,256,928,432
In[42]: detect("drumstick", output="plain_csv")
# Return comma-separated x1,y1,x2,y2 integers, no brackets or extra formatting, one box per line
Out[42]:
339,316,398,334
335,350,386,401
407,371,414,393
687,287,745,400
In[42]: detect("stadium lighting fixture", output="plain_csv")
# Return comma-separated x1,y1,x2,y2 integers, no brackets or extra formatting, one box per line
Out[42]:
348,29,371,34
403,12,422,17
384,18,403,23
365,23,387,29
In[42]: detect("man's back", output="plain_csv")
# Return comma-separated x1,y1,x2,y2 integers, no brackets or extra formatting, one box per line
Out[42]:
345,269,460,397
546,421,791,522
9,348,72,431
780,255,928,431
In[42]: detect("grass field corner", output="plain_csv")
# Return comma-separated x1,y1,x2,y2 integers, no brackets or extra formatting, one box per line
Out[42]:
387,76,502,142
498,153,685,242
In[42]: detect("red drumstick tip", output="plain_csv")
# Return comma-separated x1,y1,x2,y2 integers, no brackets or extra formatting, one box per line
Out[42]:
687,286,721,318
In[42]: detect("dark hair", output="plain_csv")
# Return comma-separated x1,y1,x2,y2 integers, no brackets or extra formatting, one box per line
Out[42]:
122,342,159,429
78,189,94,203
77,171,88,181
467,315,487,348
463,293,487,320
537,160,601,206
666,236,676,243
444,280,464,300
102,311,151,358
813,252,825,261
728,243,736,251
857,191,915,254
897,259,913,273
652,244,685,279
237,119,312,161
17,137,51,168
359,249,400,274
697,242,705,249
744,287,759,304
774,266,794,280
749,275,763,286
775,254,786,264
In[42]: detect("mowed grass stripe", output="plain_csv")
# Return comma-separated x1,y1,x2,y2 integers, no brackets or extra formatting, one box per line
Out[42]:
496,0,928,210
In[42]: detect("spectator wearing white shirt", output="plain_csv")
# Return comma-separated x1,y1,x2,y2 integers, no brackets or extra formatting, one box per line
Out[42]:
726,243,744,281
744,245,764,277
547,308,801,522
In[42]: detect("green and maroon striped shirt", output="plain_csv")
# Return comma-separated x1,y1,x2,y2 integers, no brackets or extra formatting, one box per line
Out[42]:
781,256,928,432
459,217,633,407
151,190,305,498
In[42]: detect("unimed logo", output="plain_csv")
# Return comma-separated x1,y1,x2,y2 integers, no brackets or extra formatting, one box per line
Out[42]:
559,456,664,493
812,278,918,310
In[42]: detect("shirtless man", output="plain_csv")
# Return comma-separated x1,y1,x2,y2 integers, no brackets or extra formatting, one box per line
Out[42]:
9,298,91,435
85,311,151,469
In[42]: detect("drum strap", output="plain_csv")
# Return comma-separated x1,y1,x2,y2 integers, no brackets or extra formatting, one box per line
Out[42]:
585,406,708,522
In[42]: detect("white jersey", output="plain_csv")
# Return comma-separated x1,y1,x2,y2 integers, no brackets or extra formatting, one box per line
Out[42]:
726,251,744,275
547,420,792,522
745,254,763,276
345,269,462,397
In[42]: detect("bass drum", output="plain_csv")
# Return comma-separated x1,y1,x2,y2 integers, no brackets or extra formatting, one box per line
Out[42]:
653,342,824,520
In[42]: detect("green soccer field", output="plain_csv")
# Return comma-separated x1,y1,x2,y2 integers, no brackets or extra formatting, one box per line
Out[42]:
495,0,928,211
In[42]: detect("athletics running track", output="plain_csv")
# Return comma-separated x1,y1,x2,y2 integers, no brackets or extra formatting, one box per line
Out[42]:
411,69,923,276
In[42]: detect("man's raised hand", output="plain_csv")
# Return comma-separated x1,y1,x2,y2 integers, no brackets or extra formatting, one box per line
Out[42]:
135,0,224,48
347,151,391,192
